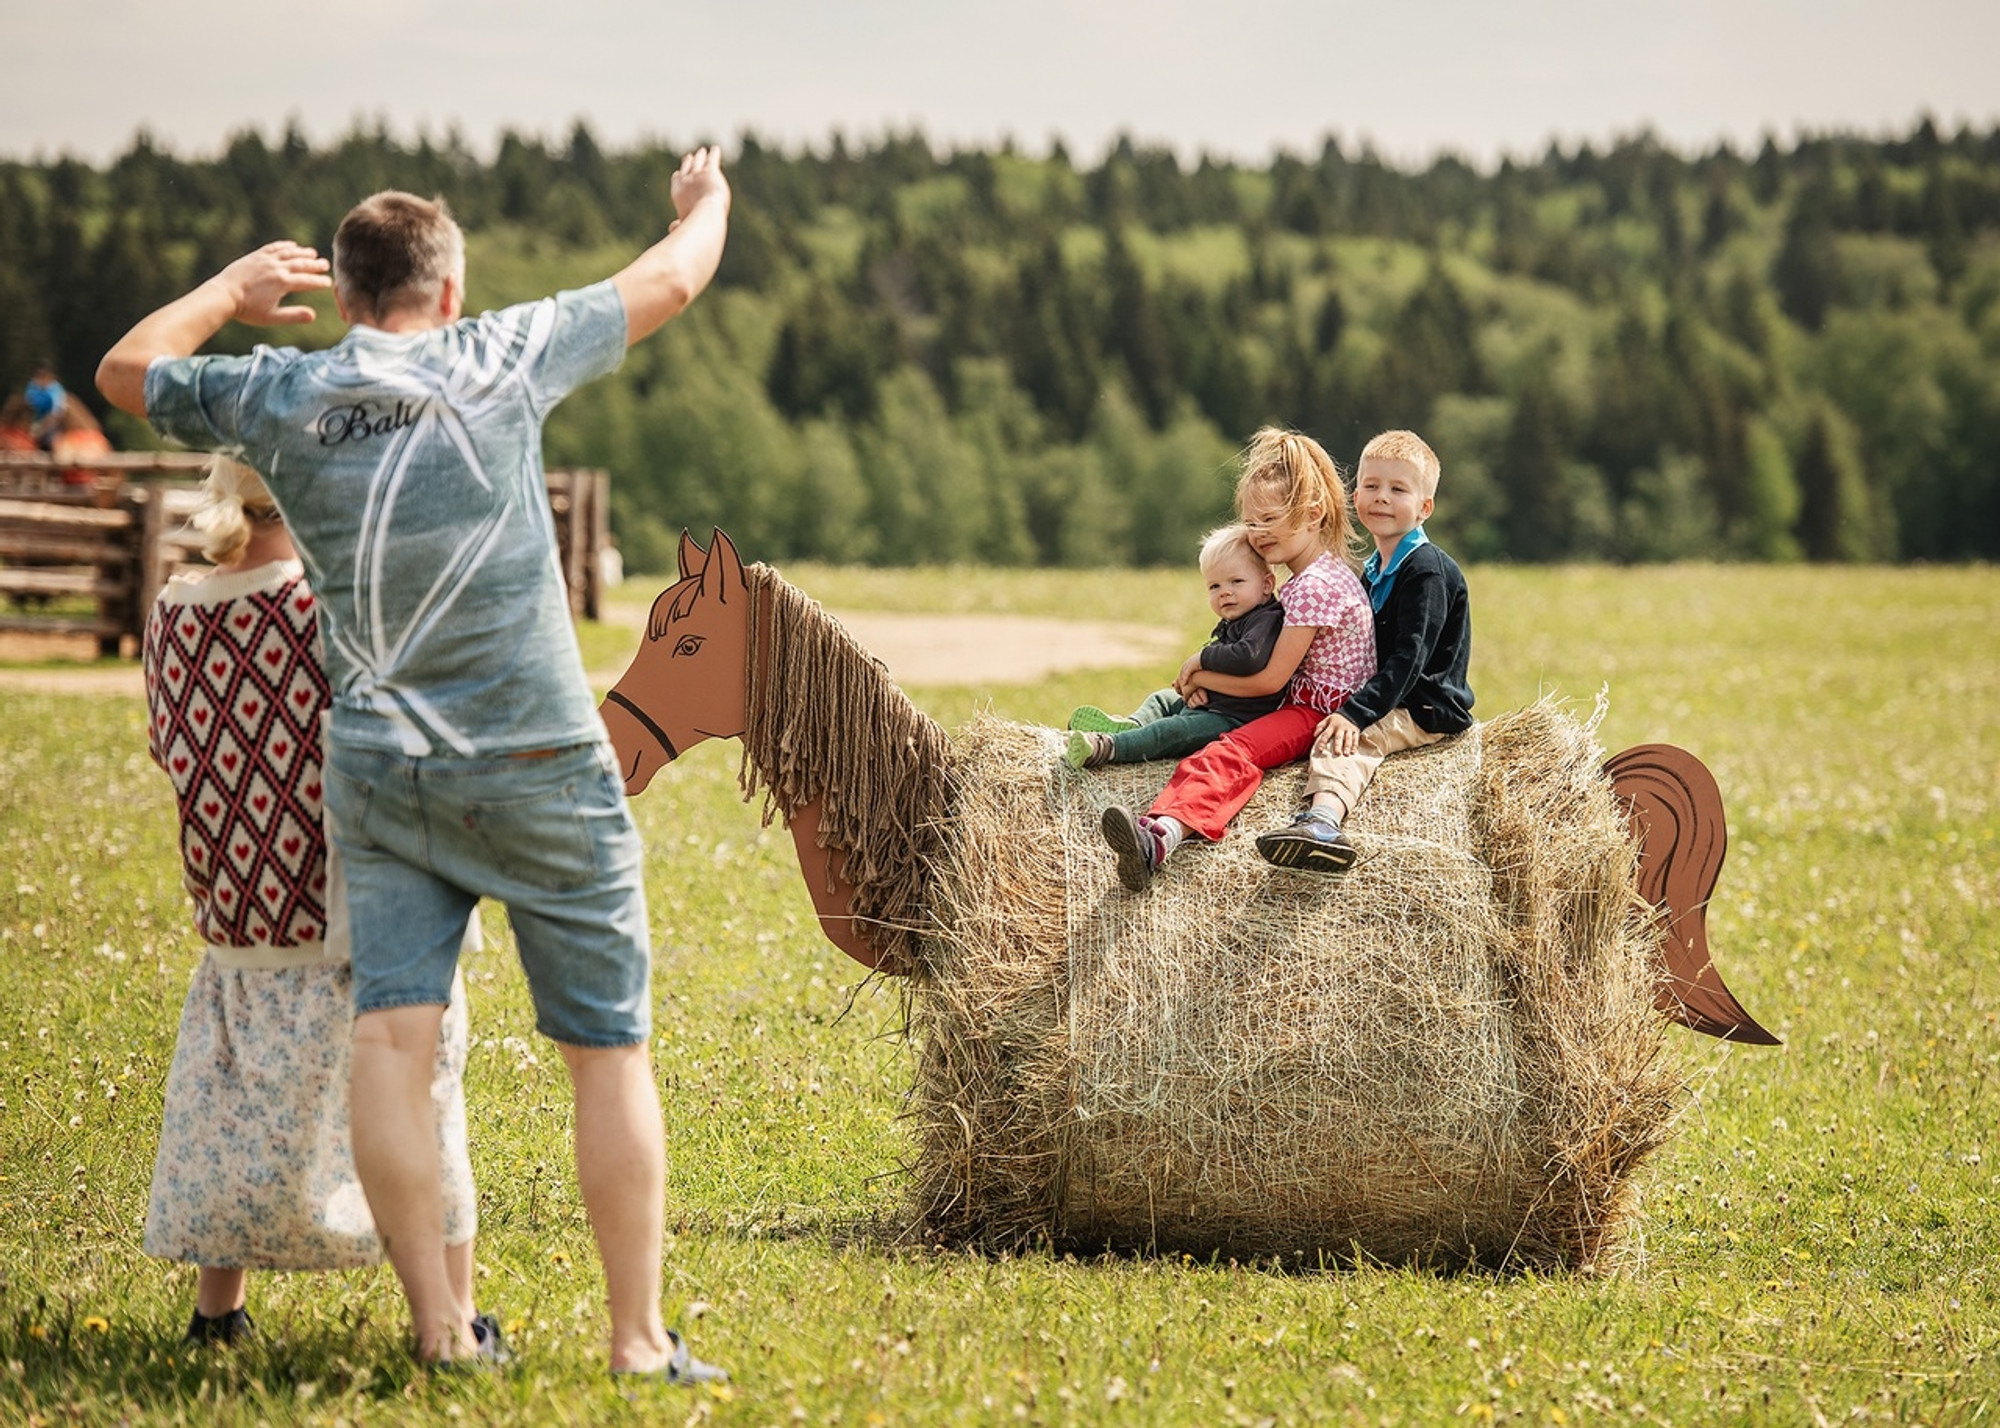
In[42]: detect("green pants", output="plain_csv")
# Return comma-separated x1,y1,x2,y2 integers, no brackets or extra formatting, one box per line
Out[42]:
1107,689,1242,763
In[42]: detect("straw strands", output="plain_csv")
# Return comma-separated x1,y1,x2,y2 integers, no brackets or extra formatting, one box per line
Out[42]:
908,701,1684,1269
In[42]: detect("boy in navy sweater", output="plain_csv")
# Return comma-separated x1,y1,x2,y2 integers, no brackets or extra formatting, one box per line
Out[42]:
1255,429,1473,873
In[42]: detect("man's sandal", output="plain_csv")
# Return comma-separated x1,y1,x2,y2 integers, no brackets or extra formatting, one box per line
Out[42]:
426,1311,515,1372
611,1329,730,1388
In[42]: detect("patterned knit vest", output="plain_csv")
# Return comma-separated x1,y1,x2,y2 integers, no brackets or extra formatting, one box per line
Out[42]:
144,564,332,948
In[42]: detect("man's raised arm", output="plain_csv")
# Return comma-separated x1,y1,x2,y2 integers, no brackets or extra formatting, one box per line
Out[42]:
97,242,331,416
611,146,732,347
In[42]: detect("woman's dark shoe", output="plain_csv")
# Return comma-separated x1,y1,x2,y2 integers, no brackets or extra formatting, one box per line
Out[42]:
184,1307,254,1345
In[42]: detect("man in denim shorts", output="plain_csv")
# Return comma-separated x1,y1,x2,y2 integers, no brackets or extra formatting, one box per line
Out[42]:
99,150,730,1380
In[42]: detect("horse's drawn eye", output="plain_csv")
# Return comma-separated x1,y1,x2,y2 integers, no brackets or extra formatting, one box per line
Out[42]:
673,635,705,658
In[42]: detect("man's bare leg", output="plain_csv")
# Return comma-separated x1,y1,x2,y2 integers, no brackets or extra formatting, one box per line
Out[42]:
558,1040,672,1372
445,1238,476,1326
352,1004,476,1362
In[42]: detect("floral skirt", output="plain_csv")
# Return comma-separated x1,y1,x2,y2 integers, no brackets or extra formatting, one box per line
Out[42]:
143,959,476,1270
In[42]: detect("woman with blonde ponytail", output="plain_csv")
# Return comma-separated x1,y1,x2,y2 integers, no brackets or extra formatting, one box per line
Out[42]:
185,455,283,566
139,458,490,1352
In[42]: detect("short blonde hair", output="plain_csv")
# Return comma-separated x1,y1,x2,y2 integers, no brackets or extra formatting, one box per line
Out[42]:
1358,429,1442,498
190,455,281,565
1197,524,1267,578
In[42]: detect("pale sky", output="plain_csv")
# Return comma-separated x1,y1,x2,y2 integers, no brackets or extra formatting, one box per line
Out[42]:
6,1,1996,167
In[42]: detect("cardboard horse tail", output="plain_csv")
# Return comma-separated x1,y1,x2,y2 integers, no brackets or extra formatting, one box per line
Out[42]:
1606,744,1779,1044
601,528,1776,1045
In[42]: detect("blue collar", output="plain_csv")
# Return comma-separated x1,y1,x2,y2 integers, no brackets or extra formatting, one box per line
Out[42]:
1362,527,1428,613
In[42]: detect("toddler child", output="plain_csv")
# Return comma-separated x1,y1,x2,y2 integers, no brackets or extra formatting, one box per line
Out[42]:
1065,524,1284,768
1099,428,1375,890
141,457,484,1349
1255,429,1474,872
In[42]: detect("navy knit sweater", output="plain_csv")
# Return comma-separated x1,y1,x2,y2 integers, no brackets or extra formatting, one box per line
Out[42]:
1341,542,1475,734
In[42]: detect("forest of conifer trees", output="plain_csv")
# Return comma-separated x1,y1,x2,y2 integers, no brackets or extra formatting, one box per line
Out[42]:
4,118,1997,572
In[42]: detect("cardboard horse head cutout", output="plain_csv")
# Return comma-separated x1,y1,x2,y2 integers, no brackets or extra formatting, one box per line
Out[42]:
602,528,950,971
601,529,1775,1044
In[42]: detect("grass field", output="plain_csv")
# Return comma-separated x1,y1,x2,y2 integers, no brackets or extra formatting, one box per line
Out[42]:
1,563,1995,1426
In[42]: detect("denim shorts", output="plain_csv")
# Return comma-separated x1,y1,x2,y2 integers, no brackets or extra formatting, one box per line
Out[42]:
323,738,651,1047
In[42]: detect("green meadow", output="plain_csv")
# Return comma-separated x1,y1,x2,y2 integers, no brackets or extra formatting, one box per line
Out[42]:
1,562,1995,1425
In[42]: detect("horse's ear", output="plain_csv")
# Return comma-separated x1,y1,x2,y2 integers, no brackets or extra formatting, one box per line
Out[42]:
676,529,705,581
702,526,747,601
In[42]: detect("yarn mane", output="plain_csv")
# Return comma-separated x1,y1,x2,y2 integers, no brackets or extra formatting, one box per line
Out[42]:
738,564,955,973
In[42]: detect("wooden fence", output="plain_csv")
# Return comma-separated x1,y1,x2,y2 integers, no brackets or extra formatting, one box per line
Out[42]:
545,466,612,623
0,453,611,655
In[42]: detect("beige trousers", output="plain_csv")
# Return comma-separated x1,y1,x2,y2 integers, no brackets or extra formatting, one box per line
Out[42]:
1304,706,1449,821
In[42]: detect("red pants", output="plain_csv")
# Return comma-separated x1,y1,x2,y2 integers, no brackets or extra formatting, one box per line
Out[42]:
1148,702,1327,843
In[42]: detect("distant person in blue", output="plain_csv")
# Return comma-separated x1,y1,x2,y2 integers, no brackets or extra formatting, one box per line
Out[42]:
98,147,732,1384
24,364,66,449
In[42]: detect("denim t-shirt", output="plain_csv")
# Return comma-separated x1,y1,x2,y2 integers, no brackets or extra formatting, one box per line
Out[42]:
145,282,626,757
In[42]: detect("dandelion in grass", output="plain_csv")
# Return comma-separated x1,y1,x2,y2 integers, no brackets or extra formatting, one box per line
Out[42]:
82,1315,108,1333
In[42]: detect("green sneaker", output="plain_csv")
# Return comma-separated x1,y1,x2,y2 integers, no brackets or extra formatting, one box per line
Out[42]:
1064,730,1114,769
1067,705,1139,734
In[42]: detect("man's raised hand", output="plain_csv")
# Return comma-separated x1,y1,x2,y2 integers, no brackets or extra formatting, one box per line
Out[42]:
613,145,732,345
220,241,332,326
670,147,731,221
99,240,333,415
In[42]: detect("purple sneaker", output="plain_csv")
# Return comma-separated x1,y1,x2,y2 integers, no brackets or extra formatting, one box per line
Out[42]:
1101,805,1164,891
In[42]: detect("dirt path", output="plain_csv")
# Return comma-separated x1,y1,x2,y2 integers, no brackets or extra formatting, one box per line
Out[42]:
0,611,1179,697
797,611,1177,687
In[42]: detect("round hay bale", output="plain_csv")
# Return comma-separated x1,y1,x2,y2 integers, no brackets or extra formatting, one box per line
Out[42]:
908,701,1684,1270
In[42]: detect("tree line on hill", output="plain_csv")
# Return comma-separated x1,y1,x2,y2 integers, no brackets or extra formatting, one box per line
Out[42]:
3,117,1998,571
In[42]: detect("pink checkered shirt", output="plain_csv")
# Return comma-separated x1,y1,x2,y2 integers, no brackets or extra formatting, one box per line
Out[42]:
1278,553,1376,715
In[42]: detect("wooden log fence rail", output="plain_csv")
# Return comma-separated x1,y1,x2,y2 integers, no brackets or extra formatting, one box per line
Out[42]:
0,453,610,655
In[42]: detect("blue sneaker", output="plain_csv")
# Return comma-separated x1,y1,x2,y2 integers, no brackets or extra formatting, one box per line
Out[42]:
1255,806,1357,873
1067,705,1140,734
